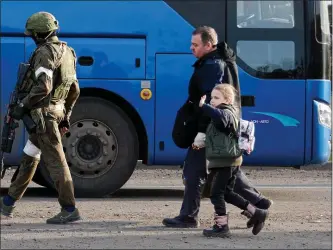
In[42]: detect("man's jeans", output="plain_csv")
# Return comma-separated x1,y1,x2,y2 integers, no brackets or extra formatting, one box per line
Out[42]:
179,147,262,219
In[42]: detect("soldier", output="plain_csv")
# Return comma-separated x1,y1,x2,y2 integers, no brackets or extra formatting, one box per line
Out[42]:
0,12,81,224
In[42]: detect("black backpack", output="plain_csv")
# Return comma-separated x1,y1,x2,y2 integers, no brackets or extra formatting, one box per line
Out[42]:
172,101,198,149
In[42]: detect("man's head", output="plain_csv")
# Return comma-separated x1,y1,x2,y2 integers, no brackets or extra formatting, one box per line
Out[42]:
25,11,59,44
190,26,218,59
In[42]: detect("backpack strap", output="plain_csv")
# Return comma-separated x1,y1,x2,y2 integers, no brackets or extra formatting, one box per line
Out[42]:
223,108,239,138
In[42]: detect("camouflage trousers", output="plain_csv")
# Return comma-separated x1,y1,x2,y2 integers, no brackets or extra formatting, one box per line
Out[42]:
8,115,76,208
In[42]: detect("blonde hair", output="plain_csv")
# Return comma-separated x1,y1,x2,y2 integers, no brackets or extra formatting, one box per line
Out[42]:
213,83,236,105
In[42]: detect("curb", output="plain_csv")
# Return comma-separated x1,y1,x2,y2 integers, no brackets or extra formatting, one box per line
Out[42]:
297,161,332,170
136,162,332,171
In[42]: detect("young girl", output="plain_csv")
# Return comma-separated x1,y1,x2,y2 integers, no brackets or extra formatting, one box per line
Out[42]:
197,83,268,237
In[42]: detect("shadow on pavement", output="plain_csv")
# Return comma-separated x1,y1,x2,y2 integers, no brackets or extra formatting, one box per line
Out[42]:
0,187,185,198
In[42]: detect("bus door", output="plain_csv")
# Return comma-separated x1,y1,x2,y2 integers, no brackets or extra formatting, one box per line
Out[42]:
154,1,227,164
227,0,306,166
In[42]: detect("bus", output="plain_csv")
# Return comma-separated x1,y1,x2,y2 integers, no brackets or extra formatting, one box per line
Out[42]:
1,0,331,197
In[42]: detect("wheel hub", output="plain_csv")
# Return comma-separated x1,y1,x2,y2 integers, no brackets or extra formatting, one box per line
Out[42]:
62,119,118,178
77,135,101,160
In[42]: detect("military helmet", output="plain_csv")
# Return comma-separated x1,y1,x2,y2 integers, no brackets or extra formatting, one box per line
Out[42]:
24,11,59,35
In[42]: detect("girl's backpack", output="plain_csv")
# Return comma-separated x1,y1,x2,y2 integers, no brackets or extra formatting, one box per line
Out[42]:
238,118,256,155
226,108,256,156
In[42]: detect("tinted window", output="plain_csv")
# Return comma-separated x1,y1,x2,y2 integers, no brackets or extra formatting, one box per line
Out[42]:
237,0,295,28
315,0,332,44
237,40,295,75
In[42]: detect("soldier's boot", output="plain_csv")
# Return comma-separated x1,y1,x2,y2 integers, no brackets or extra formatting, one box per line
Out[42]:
162,215,199,228
0,197,15,218
46,208,81,224
245,204,269,235
203,214,231,238
241,198,273,227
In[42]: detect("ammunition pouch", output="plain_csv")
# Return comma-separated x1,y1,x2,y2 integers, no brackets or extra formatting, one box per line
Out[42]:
22,114,37,134
30,108,46,134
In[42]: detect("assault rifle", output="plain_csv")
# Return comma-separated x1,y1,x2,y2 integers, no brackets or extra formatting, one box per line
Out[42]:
1,63,36,179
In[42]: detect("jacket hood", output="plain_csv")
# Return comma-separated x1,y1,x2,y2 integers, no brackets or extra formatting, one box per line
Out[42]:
216,41,236,63
193,41,236,67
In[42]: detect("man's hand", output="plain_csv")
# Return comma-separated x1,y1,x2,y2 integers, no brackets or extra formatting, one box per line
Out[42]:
59,120,70,137
10,103,28,120
192,132,206,150
199,95,206,107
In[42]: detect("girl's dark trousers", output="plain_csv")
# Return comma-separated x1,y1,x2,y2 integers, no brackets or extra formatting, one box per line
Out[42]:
209,166,250,215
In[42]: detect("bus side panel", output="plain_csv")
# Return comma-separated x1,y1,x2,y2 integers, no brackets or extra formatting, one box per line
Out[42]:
1,1,195,79
239,68,306,166
25,37,146,80
0,37,26,165
154,53,195,164
77,80,156,164
305,80,331,164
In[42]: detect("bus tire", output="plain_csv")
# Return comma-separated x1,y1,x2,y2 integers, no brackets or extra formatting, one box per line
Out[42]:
34,96,139,198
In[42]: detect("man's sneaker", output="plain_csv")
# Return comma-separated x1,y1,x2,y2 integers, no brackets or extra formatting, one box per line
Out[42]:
242,198,273,228
162,215,199,228
246,207,269,235
0,197,15,218
46,208,81,224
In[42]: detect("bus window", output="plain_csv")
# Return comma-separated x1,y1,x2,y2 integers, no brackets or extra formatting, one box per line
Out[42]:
315,0,332,45
237,0,294,29
236,40,295,76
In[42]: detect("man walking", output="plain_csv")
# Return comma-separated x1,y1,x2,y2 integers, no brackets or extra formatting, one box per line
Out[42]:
163,26,272,228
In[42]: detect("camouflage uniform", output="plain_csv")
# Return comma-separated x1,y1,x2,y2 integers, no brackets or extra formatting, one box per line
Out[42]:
0,12,81,224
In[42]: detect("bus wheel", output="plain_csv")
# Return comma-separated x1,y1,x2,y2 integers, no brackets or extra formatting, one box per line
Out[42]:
34,97,139,198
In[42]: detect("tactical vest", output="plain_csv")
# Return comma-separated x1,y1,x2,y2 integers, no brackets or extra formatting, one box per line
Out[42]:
18,46,44,98
205,108,242,160
18,40,77,108
50,42,77,105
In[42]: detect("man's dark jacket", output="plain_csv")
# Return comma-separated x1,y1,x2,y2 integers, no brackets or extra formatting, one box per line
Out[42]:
172,41,240,149
187,41,240,134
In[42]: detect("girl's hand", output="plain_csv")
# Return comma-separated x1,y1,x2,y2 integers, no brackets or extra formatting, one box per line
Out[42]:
199,95,206,107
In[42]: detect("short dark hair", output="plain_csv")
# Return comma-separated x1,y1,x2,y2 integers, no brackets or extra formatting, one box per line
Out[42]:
192,26,218,46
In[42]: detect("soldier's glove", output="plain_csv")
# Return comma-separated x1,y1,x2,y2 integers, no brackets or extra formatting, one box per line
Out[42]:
59,119,70,129
10,103,28,120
